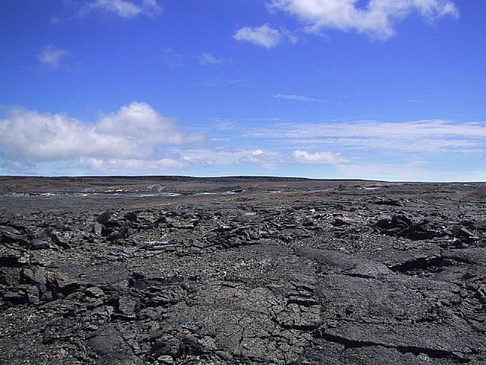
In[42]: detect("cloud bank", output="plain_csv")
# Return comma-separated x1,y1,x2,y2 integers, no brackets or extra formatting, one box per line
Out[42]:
0,102,205,173
2,104,328,174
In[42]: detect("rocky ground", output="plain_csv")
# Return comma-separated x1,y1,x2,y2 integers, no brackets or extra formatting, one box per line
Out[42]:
1,177,486,364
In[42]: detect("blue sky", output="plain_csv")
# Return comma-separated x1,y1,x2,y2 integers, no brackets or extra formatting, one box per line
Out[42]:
1,0,485,181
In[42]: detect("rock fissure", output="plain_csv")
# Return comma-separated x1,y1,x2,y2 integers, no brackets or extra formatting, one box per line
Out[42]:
315,330,471,363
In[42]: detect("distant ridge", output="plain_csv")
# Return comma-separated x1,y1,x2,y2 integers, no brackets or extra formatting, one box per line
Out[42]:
0,175,385,194
0,175,377,182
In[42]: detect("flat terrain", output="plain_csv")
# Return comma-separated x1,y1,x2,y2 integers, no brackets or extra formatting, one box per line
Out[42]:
1,177,486,364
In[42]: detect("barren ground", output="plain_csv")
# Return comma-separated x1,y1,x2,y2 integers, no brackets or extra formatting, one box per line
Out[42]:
1,176,485,364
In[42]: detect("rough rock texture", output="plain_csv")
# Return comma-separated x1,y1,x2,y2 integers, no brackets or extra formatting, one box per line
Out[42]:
1,177,486,364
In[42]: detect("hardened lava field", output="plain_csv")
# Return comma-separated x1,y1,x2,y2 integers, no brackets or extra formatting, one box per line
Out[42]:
1,176,486,364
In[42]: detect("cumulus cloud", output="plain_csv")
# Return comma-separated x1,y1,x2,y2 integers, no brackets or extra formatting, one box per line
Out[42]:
198,53,226,66
83,0,161,18
273,94,328,103
291,150,349,164
238,149,279,167
269,0,458,39
96,102,205,146
0,102,206,173
234,24,284,48
38,45,69,69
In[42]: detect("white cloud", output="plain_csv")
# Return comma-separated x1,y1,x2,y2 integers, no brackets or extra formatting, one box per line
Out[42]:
77,155,208,173
269,0,458,39
83,0,161,18
198,53,226,66
234,24,283,48
183,148,280,168
291,150,349,164
0,102,206,172
238,149,279,167
38,45,69,69
249,120,486,153
273,94,328,103
96,102,205,146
